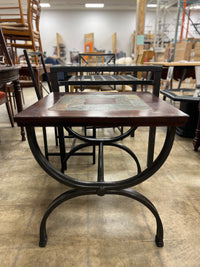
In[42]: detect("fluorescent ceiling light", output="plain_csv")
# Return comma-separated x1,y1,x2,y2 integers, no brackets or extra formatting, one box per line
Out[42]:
85,3,104,8
40,3,51,7
147,4,157,7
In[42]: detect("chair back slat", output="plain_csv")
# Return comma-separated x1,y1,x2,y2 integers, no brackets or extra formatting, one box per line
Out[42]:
0,0,26,26
23,49,52,100
27,0,41,32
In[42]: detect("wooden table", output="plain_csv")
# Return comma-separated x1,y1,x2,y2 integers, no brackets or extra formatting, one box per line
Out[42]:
146,61,200,85
147,61,200,66
15,91,188,247
0,65,26,140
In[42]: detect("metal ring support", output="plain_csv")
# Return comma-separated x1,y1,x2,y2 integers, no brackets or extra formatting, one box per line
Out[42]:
62,141,142,174
26,126,176,190
65,126,136,144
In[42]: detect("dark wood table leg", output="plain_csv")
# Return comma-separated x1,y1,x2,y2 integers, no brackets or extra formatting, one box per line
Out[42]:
193,101,200,151
13,79,26,141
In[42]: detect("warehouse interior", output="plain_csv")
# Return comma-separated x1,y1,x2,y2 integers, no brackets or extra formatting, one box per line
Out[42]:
0,1,200,266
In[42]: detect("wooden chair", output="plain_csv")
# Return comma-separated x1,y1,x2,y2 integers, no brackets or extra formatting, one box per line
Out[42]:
0,0,27,63
0,26,15,122
0,0,42,64
79,52,106,65
135,50,146,65
0,26,13,65
135,50,155,92
0,0,26,27
0,91,14,127
134,50,147,91
0,26,23,117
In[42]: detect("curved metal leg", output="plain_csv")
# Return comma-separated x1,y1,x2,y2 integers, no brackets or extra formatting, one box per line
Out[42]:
63,141,141,175
39,188,163,247
26,126,176,190
39,189,95,247
108,189,164,247
25,126,175,247
104,142,141,174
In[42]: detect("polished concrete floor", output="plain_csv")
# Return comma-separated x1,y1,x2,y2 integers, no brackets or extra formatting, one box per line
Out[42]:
0,88,200,267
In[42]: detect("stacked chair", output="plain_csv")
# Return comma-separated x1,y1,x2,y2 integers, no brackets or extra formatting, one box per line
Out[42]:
0,27,14,126
0,0,43,117
0,0,42,64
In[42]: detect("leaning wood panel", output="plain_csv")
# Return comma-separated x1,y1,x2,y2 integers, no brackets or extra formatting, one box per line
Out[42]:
112,32,117,54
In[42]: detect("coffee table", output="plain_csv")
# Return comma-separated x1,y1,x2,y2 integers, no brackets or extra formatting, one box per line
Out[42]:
14,92,188,247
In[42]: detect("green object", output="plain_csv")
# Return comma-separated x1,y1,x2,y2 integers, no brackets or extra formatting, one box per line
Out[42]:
137,35,144,45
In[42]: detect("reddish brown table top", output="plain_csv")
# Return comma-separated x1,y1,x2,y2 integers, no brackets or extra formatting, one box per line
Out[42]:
14,92,188,127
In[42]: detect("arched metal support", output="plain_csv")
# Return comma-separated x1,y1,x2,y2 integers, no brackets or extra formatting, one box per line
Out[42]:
26,126,175,190
65,126,136,144
62,140,141,175
39,188,163,247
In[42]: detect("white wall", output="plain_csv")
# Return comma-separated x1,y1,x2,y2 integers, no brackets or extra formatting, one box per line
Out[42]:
40,9,177,61
40,10,136,59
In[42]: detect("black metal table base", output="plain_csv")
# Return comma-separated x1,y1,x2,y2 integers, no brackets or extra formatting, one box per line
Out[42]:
26,126,176,248
39,188,163,248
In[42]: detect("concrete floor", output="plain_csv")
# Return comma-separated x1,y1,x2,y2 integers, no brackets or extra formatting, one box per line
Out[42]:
0,87,200,267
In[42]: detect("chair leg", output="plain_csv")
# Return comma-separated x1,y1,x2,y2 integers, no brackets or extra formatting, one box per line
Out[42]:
54,127,58,146
6,90,15,118
21,87,25,104
92,127,96,164
38,37,43,55
5,101,14,127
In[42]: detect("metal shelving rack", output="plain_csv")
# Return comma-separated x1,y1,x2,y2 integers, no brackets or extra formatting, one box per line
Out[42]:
145,1,177,46
145,0,178,55
173,0,200,60
153,0,177,48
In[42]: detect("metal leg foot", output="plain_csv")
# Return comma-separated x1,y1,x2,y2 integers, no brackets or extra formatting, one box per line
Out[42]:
39,235,48,247
39,218,48,247
155,235,164,247
21,127,26,141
